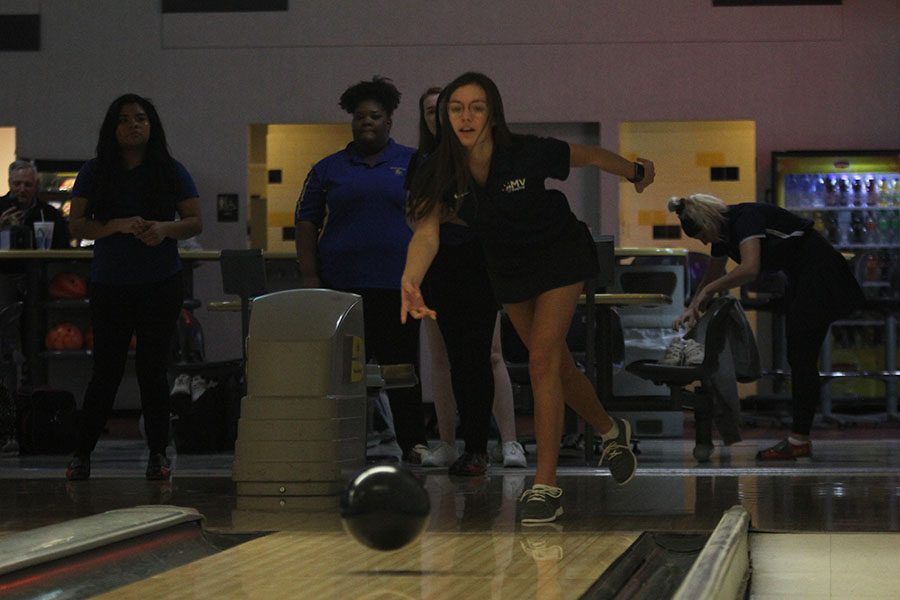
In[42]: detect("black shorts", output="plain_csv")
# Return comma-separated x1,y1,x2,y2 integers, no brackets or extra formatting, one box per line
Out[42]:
485,220,600,304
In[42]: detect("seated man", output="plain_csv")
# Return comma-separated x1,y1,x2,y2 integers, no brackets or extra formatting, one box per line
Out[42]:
0,160,71,249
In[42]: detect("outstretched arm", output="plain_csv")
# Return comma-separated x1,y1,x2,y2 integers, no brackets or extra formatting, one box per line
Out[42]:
569,143,655,193
674,239,761,330
400,206,441,323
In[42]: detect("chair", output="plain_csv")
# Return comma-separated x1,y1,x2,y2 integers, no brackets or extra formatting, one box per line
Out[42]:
219,249,268,363
626,297,757,462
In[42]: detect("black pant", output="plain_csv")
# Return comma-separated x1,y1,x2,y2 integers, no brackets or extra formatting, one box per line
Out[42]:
336,287,425,454
424,239,498,455
76,272,183,456
785,233,864,435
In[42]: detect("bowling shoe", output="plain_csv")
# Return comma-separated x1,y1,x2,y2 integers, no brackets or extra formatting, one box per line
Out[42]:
519,484,563,524
421,441,459,467
756,438,811,460
490,440,527,468
65,454,91,481
146,452,172,480
600,417,637,485
448,452,487,476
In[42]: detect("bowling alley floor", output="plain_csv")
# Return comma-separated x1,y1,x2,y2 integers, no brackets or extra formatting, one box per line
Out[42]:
1,417,899,598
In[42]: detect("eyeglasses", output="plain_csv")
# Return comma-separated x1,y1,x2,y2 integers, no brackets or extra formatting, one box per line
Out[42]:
448,102,487,117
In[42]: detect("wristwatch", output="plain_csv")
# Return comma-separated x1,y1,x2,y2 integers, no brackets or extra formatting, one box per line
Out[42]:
627,162,645,183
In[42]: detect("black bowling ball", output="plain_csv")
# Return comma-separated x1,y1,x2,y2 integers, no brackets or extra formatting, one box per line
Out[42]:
340,464,430,551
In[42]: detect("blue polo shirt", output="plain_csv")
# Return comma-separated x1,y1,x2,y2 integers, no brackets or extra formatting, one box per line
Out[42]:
72,158,198,285
295,139,415,289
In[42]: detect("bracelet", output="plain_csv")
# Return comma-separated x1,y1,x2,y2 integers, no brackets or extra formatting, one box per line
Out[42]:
627,162,645,183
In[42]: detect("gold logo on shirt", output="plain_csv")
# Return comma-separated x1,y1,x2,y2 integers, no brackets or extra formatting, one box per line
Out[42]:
502,178,526,193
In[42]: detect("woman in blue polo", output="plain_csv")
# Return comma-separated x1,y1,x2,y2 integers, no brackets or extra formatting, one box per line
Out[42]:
670,194,864,461
402,72,656,524
66,93,202,481
294,76,426,461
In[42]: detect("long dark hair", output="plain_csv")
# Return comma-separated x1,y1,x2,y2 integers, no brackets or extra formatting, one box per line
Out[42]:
408,72,515,222
417,86,442,153
89,93,179,221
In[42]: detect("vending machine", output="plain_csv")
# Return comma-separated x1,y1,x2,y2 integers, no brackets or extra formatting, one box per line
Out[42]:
771,150,900,402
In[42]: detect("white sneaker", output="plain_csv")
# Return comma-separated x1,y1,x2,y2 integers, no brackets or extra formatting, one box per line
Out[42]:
682,339,705,365
660,338,685,365
501,440,527,468
406,443,429,465
190,375,217,402
1,437,19,456
171,373,191,396
421,441,459,467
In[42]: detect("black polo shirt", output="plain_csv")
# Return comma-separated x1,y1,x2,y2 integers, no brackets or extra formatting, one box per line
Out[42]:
711,203,813,273
466,135,572,252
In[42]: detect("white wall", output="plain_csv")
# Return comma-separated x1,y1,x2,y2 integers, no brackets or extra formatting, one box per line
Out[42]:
1,0,897,359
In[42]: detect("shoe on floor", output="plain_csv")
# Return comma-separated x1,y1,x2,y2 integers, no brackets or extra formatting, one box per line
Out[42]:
756,438,811,460
66,454,91,481
447,452,487,476
170,373,191,397
405,444,429,465
498,440,527,467
421,441,459,467
600,418,637,485
146,452,172,480
1,437,19,456
519,484,564,524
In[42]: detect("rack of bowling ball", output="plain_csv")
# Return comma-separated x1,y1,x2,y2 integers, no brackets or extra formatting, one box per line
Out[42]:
232,288,429,551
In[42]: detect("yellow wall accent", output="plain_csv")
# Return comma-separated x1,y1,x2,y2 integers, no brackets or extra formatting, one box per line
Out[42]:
695,152,726,167
637,210,668,226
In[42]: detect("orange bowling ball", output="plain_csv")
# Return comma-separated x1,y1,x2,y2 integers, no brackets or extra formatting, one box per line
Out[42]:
48,272,88,299
45,323,84,351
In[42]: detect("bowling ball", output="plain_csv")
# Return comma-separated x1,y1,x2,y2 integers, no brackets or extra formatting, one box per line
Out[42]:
45,323,84,350
48,272,88,299
340,464,430,551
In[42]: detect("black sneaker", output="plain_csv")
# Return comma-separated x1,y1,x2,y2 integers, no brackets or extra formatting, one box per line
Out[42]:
66,454,91,481
447,452,487,476
600,418,637,485
519,484,563,524
146,453,172,481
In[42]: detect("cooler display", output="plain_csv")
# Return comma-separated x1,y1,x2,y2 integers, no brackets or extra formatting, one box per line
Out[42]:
772,150,900,402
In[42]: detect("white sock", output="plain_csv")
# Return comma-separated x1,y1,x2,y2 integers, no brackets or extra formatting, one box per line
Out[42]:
600,421,620,442
788,436,809,446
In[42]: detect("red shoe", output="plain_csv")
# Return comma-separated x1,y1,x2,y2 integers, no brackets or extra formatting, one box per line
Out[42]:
756,439,811,461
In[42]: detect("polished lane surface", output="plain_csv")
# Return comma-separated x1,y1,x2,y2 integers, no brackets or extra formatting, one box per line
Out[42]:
1,436,898,597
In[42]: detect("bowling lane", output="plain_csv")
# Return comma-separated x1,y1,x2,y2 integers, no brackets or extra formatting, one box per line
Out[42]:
90,529,639,600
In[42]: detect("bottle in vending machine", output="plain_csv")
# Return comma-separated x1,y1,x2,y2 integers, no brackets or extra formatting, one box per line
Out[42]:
825,212,841,244
852,176,864,206
850,211,866,244
824,176,837,206
865,211,879,244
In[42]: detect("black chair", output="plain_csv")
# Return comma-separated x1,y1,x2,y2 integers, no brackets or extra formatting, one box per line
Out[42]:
626,297,752,462
219,249,268,363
